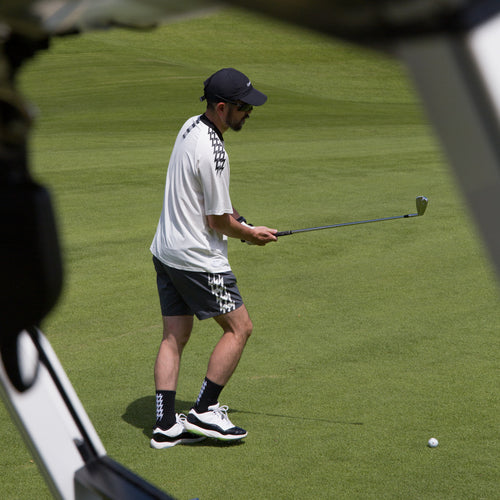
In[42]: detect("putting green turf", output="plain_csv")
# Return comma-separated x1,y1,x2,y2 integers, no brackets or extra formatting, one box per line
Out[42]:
1,7,499,499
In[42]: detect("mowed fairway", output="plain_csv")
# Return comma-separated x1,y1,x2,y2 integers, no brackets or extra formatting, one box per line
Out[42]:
2,7,499,499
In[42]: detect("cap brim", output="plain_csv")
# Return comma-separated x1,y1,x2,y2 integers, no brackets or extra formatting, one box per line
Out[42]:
241,88,267,106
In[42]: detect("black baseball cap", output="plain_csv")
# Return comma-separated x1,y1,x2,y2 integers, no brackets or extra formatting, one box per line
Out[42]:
200,68,267,106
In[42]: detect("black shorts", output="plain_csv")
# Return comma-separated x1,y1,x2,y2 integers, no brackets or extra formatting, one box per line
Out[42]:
153,256,244,320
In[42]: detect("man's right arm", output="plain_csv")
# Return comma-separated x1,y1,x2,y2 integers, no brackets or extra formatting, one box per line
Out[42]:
207,214,277,246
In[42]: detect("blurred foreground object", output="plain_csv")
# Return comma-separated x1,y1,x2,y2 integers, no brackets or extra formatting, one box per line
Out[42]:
0,0,220,37
1,3,217,498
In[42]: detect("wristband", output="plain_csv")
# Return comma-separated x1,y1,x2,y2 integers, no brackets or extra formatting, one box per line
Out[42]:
239,219,255,244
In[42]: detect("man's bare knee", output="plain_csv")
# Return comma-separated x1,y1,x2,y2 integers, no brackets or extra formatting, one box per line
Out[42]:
229,320,252,346
216,309,252,342
233,310,252,339
162,315,193,347
241,318,253,340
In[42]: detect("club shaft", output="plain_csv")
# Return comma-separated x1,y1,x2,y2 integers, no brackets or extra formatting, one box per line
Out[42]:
276,212,419,237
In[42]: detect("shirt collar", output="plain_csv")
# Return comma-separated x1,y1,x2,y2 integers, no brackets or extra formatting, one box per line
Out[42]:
201,113,224,141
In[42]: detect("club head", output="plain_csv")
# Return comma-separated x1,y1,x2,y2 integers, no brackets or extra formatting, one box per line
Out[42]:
416,196,428,216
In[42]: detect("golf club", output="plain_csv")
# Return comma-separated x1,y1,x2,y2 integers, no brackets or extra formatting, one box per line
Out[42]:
275,196,428,237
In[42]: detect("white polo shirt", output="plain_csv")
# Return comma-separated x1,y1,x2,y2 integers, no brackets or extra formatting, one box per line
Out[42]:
151,115,233,273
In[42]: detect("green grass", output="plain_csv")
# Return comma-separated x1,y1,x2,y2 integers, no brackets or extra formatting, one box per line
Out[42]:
2,7,499,499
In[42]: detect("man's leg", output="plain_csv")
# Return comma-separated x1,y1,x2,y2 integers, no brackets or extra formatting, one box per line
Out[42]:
154,315,193,391
184,305,252,441
151,315,204,449
208,304,253,385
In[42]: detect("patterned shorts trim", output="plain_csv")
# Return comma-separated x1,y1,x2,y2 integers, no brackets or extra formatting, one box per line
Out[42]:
153,256,243,320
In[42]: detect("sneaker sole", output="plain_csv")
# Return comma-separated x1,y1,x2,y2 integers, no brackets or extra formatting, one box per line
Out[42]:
150,435,206,449
184,421,248,441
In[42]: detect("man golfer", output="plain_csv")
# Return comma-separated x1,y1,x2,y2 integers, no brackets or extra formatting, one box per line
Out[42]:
150,68,277,449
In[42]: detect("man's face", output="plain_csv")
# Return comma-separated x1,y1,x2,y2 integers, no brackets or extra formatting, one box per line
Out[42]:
224,102,253,132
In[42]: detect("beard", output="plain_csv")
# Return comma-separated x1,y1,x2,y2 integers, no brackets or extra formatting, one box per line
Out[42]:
225,107,249,132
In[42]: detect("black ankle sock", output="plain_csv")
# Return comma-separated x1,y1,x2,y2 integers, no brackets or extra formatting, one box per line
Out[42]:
194,377,224,413
155,390,176,429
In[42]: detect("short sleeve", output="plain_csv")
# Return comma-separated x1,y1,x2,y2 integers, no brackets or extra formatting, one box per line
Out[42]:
198,128,232,216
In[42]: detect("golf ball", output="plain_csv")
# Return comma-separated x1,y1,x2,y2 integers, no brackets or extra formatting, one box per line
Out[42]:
428,437,439,448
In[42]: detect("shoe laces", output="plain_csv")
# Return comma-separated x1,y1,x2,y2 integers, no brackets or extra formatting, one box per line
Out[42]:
177,413,188,424
212,405,229,421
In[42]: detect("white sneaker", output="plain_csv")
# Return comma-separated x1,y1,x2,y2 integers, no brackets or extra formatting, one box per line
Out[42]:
150,414,206,449
185,403,247,441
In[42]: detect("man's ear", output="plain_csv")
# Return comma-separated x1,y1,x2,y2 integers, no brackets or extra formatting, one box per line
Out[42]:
216,101,227,115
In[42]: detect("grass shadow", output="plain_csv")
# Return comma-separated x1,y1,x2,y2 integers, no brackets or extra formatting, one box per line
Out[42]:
231,408,363,426
122,395,195,438
122,396,363,442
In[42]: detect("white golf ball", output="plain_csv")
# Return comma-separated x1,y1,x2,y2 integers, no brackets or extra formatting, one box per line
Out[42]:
427,437,439,448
